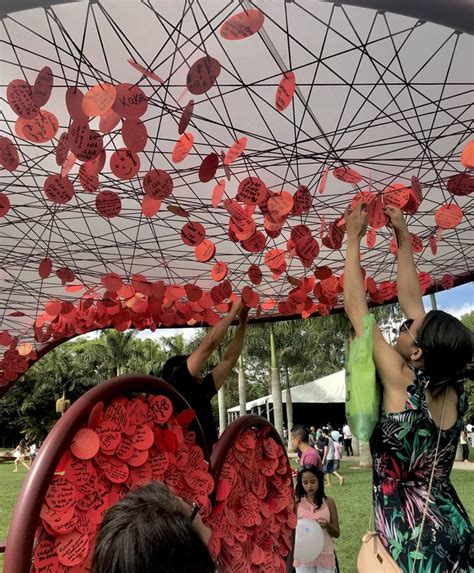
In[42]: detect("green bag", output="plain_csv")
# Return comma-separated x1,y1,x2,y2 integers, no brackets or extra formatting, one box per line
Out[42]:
345,314,381,442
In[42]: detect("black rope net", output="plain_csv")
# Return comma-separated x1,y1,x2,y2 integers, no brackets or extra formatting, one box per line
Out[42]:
0,0,472,389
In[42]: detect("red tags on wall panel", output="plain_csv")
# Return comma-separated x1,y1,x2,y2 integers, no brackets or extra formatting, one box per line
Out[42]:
220,9,264,40
186,56,221,96
275,71,295,112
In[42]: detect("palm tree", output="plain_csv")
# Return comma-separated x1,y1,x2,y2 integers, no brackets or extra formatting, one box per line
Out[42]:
238,354,246,417
98,330,140,377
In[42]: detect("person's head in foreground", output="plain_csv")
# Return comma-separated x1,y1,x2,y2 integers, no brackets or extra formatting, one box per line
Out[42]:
91,481,214,573
394,309,473,396
295,464,326,508
290,425,309,451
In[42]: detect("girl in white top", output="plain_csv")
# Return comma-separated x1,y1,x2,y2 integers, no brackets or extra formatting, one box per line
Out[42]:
11,439,30,473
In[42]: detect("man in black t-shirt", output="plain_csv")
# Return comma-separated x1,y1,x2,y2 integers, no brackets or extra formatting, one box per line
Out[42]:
161,301,248,448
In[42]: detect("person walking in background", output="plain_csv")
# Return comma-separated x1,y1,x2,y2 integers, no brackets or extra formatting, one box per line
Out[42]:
315,428,326,459
344,203,473,572
324,430,345,487
308,425,317,447
291,425,322,470
161,300,248,448
460,428,470,463
342,422,353,456
11,439,30,473
294,464,340,573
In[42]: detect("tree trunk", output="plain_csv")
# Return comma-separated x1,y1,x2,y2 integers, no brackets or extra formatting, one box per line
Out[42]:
359,441,372,467
270,326,284,437
285,364,294,452
218,386,227,436
238,354,246,417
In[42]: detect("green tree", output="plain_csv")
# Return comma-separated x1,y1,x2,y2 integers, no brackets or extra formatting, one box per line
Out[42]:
460,311,473,422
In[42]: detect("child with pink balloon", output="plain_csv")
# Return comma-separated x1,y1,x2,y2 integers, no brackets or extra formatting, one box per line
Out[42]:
294,464,340,573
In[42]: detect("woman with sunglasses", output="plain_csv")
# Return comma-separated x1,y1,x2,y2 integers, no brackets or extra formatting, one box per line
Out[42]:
343,203,473,572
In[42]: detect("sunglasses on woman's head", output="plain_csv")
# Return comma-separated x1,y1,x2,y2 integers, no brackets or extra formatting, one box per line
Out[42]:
393,318,419,345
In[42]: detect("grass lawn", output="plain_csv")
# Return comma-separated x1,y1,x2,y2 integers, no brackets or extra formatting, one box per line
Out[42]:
0,460,472,572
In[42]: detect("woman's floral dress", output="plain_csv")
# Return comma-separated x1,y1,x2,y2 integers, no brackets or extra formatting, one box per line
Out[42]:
370,373,473,573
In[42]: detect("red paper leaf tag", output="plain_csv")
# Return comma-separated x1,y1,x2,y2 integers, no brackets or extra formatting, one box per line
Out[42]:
220,9,264,40
110,148,140,180
0,137,20,171
333,166,362,184
7,79,39,118
0,193,11,218
224,137,247,165
275,71,295,112
143,169,173,199
32,66,54,107
96,190,122,219
44,174,75,205
435,204,463,229
199,153,219,183
113,83,148,119
186,56,221,95
181,221,206,246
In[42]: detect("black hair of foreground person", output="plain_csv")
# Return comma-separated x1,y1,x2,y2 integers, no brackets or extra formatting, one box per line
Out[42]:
91,481,215,573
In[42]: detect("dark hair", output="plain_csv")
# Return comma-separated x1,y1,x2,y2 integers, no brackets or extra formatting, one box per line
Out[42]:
91,482,214,573
295,465,326,509
290,425,309,443
161,355,189,382
417,311,473,396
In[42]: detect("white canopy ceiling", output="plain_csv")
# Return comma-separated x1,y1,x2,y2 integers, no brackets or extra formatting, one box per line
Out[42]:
0,0,472,392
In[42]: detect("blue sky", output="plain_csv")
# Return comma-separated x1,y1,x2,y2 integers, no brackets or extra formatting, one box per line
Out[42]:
138,281,473,343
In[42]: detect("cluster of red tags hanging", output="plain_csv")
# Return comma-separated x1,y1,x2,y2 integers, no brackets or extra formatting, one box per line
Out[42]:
0,6,473,390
